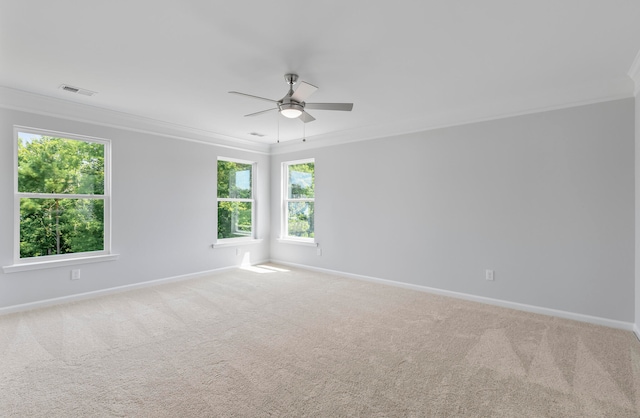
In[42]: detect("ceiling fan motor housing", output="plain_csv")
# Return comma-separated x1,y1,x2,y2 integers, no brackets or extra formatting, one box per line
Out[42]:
279,97,304,118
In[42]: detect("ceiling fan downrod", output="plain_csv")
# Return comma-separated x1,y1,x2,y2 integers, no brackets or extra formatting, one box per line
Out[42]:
284,73,298,96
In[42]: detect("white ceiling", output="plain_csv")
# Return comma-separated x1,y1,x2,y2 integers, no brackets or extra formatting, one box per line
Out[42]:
2,1,640,147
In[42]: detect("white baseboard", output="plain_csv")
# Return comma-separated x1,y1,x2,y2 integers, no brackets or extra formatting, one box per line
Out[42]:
0,264,249,316
4,258,636,334
271,259,636,332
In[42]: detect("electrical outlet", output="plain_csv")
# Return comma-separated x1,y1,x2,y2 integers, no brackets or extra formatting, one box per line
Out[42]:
485,269,494,281
317,248,322,256
71,269,81,280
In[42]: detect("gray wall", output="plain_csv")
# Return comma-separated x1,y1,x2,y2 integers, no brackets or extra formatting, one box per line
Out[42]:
272,99,635,322
1,97,635,324
0,107,270,308
636,93,640,330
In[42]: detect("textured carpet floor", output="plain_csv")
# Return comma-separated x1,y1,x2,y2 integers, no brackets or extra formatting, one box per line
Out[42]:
1,264,639,417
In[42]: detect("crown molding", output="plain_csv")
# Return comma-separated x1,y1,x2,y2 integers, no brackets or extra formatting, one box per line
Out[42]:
628,48,640,96
270,78,634,155
1,78,633,158
0,86,270,155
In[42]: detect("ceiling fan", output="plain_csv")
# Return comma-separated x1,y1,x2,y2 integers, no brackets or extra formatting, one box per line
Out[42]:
229,74,353,123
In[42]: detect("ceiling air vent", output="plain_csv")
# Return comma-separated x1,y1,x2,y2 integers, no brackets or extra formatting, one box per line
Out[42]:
249,132,266,137
59,84,97,96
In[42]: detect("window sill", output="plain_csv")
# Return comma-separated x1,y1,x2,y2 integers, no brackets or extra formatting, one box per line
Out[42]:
277,238,318,247
3,254,120,274
213,239,263,249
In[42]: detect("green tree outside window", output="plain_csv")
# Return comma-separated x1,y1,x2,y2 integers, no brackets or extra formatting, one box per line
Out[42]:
217,159,254,239
17,133,106,259
284,161,314,239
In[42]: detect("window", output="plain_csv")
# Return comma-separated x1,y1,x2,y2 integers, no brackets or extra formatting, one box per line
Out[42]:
14,127,111,262
282,159,315,241
217,158,255,241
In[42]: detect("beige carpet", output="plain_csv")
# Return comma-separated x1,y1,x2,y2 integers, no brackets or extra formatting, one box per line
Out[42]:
1,264,639,417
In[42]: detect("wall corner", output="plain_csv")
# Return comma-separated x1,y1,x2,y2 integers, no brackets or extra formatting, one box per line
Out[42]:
628,48,640,96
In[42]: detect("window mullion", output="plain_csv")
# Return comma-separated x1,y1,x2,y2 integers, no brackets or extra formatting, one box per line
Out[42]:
18,193,105,199
218,198,254,203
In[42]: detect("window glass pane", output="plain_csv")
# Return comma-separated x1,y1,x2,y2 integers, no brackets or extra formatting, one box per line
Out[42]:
218,201,252,239
20,198,104,258
287,202,314,238
218,161,252,199
288,162,314,199
18,133,104,194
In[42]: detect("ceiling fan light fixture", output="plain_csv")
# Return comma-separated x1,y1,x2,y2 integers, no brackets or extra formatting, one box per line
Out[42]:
279,103,303,118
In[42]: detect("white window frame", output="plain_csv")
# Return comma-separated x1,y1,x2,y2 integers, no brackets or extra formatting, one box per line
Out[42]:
280,158,315,244
215,157,257,246
3,126,116,273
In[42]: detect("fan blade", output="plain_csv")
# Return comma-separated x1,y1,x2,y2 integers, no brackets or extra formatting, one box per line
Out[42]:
229,91,278,103
298,111,316,123
245,108,277,117
305,103,353,111
290,81,318,102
